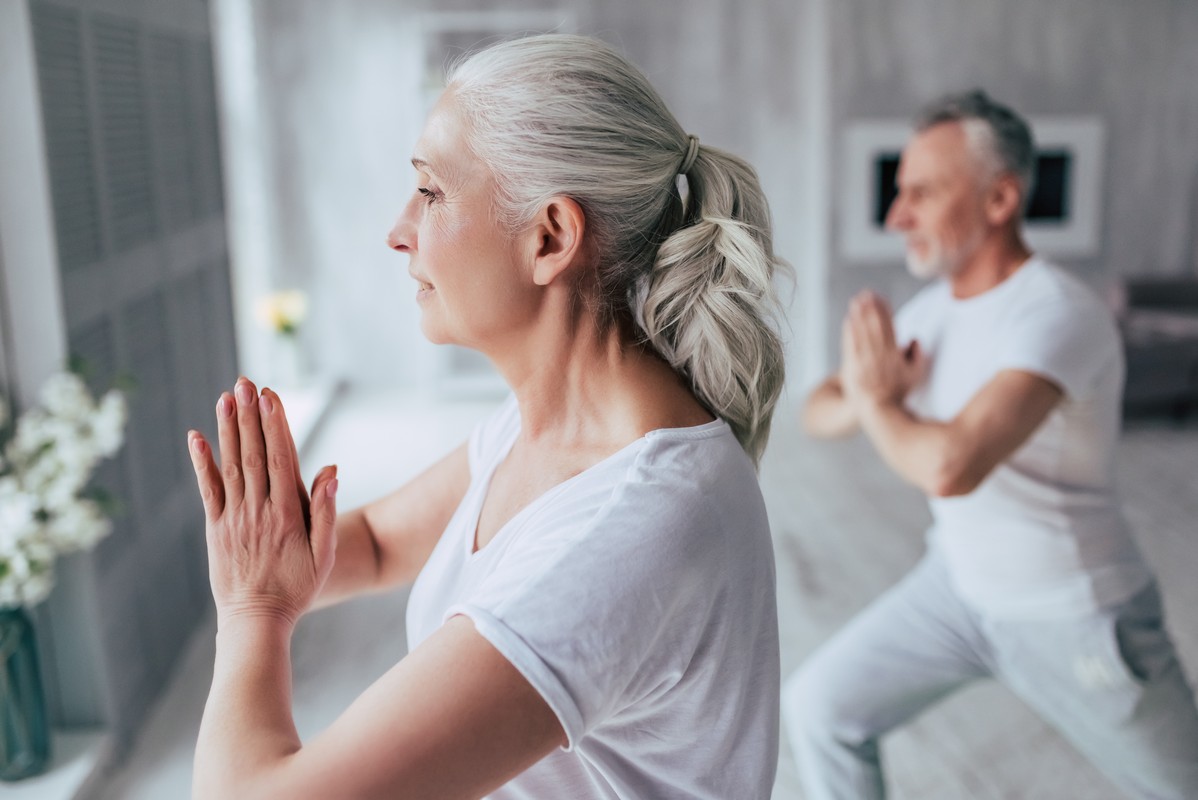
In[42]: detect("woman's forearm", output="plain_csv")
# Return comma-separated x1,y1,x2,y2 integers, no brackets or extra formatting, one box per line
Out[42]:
194,616,301,798
315,444,472,610
312,509,384,610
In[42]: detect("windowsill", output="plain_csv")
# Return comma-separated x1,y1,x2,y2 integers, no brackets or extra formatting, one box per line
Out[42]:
17,382,342,799
2,729,109,799
273,378,344,456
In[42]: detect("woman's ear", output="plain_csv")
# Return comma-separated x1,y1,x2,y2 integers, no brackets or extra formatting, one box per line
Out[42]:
529,196,587,287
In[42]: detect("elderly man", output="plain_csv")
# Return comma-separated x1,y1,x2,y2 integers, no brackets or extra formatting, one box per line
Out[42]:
783,90,1198,800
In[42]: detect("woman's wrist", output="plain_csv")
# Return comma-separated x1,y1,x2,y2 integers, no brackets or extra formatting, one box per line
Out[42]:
216,605,298,643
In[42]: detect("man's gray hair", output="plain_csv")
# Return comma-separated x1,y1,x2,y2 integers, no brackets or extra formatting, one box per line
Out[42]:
916,90,1035,206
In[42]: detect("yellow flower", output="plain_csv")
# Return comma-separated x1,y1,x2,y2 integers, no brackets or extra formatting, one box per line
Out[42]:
255,290,309,336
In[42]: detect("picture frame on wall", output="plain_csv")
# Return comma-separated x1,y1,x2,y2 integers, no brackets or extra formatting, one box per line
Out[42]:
838,116,1106,262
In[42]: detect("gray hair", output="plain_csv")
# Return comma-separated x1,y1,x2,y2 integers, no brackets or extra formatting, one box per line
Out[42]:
915,89,1035,208
448,34,786,464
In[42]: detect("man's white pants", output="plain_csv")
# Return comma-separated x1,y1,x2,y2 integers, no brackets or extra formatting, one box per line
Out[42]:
782,551,1198,799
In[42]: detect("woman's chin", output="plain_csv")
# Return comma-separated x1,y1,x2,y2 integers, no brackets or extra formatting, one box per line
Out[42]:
418,316,456,346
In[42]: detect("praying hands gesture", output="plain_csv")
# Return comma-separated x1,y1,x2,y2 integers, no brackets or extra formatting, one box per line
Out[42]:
839,290,927,410
186,377,338,628
180,380,562,799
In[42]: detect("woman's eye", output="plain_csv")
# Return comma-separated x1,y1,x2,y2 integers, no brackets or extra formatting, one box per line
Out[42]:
417,187,439,204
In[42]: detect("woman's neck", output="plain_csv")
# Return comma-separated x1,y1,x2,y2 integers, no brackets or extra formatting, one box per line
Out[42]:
488,303,712,451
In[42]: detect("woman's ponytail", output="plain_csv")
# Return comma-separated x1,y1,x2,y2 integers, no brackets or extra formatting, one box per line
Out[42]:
640,146,787,465
449,35,787,464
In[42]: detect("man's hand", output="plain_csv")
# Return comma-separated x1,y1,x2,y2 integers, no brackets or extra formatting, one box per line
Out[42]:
841,291,926,408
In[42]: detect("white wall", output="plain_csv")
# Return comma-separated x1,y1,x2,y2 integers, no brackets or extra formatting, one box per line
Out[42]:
215,0,437,392
221,0,1198,395
821,0,1198,365
216,0,813,394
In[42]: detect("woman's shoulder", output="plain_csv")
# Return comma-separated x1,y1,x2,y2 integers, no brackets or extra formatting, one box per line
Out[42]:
634,419,758,497
501,419,766,574
627,421,767,537
565,420,770,572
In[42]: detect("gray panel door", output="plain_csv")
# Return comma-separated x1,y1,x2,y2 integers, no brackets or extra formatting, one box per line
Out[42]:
29,0,236,739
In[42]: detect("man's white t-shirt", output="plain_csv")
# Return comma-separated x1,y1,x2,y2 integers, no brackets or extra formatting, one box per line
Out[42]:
405,396,780,799
894,257,1152,619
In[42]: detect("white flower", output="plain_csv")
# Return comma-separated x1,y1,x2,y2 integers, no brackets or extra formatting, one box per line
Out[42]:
38,463,91,511
91,391,127,457
39,372,94,422
0,481,39,552
46,498,111,552
9,409,49,460
0,371,126,608
0,557,54,608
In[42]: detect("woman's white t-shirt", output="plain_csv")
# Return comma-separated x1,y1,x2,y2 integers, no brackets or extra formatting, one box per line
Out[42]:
405,396,780,799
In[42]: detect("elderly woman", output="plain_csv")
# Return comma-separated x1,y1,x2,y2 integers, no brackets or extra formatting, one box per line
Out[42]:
186,34,786,799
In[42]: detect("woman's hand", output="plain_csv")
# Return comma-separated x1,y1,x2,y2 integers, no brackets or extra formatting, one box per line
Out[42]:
186,378,338,628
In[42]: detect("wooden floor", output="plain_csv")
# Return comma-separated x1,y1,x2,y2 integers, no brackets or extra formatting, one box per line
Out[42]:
91,389,1198,800
765,404,1198,800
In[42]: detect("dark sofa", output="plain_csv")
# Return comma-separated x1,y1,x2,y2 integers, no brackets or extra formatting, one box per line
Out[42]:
1117,277,1198,416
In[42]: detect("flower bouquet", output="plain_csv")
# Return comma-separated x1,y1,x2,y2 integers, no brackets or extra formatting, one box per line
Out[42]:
0,371,127,781
0,372,127,607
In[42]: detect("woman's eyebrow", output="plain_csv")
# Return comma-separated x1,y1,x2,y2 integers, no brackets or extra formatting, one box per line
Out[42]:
411,157,466,190
411,157,456,184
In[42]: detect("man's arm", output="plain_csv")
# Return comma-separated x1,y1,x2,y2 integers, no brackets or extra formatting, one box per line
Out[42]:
839,289,1063,497
801,374,860,438
857,368,1062,497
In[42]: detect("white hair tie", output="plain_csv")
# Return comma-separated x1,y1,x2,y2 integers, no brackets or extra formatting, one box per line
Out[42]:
679,134,700,174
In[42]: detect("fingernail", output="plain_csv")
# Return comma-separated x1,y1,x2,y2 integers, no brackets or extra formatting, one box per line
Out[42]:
260,393,274,415
189,433,203,454
218,395,233,417
236,382,254,406
327,479,338,498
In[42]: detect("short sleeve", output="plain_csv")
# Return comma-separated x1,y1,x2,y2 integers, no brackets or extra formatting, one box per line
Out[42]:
995,299,1120,401
448,480,716,747
446,432,766,750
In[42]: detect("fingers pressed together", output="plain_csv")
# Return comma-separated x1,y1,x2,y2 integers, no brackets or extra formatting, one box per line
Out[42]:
847,290,897,355
185,378,338,524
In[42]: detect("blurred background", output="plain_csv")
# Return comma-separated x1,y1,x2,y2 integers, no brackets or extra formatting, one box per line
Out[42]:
1,0,1196,797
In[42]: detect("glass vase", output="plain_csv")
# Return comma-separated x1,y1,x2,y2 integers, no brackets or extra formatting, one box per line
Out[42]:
0,607,50,781
274,334,308,388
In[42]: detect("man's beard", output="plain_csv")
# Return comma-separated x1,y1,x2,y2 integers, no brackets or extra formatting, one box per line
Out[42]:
903,230,981,280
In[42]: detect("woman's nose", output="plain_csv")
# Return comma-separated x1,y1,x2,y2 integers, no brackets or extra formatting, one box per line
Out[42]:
386,205,416,252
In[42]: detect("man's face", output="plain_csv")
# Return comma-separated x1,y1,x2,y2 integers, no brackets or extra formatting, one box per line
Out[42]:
885,122,990,280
